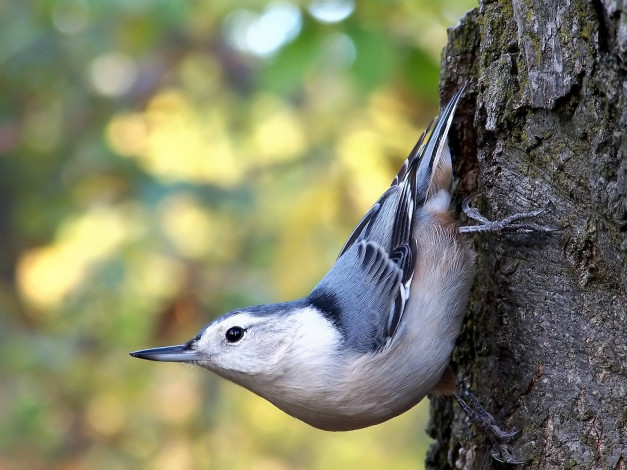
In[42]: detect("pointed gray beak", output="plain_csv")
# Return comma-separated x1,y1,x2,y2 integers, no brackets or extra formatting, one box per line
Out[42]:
130,345,200,362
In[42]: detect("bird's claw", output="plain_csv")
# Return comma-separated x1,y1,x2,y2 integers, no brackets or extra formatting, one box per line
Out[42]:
493,427,522,442
491,444,529,465
459,196,560,234
454,390,526,465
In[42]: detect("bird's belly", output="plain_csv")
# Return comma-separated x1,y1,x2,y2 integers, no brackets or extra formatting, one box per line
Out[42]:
262,340,445,431
256,227,473,432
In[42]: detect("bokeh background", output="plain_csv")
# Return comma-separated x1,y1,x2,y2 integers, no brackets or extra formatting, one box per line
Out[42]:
0,1,476,469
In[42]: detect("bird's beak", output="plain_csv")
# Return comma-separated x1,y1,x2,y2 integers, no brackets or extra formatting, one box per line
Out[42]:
130,345,200,362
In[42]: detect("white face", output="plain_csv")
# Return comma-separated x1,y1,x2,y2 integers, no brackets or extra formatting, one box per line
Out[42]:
190,305,343,388
192,311,290,377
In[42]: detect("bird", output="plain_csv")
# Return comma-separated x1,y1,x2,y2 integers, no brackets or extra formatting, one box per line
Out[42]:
131,87,537,462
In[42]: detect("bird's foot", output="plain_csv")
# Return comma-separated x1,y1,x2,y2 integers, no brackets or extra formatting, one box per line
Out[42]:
459,197,560,235
454,390,528,465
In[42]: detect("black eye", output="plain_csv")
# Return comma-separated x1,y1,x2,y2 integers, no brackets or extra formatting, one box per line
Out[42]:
225,326,244,343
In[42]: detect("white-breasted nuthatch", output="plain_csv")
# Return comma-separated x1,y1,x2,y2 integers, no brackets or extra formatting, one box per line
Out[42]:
132,87,545,463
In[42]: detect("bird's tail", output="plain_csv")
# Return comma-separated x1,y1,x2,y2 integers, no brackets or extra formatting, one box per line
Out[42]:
396,86,465,207
335,87,465,259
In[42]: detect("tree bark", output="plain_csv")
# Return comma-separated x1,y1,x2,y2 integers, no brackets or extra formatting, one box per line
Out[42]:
427,1,627,469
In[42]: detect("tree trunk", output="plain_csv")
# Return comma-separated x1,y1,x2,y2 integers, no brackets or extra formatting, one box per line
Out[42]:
427,1,627,469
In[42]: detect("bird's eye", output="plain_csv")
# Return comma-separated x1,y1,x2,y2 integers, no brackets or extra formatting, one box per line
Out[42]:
225,326,244,343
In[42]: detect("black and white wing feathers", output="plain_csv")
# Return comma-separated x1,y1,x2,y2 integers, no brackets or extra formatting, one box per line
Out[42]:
309,87,465,352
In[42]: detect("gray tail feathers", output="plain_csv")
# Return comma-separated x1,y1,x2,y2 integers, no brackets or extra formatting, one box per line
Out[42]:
400,86,465,206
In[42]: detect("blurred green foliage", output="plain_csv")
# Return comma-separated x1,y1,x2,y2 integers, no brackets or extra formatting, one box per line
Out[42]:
0,0,476,469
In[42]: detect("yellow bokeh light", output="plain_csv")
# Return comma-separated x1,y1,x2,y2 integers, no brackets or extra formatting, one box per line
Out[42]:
272,180,341,299
367,88,419,155
16,205,140,310
157,193,239,261
249,94,307,164
17,245,85,313
106,112,148,156
336,126,391,211
106,90,244,186
86,393,127,437
251,458,293,470
154,440,194,470
158,194,214,259
127,253,186,301
151,369,201,424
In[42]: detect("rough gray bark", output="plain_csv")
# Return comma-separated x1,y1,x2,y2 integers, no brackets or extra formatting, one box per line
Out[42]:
427,1,627,469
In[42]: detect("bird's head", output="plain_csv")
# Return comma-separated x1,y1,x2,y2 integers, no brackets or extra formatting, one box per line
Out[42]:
130,300,342,387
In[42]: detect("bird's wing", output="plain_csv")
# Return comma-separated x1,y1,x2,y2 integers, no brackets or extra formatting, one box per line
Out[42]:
309,238,411,351
337,86,464,258
309,87,465,352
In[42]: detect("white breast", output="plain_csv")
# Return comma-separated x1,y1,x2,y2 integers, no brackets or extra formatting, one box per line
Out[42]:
239,223,474,432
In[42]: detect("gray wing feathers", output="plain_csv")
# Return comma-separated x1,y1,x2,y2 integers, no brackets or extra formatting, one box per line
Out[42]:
310,240,405,352
357,242,403,295
312,87,465,352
